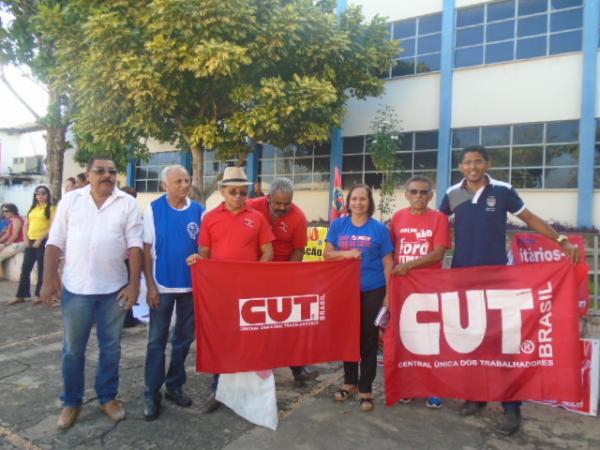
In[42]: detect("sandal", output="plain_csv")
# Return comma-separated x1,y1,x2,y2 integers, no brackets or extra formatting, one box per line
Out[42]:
334,385,358,402
8,297,25,305
32,296,43,305
359,396,374,412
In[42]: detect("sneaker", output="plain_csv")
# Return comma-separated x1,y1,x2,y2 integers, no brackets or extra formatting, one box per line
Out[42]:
497,408,521,436
398,398,412,404
426,397,443,408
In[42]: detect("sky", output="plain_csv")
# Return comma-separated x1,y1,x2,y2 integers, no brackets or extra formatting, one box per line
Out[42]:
0,64,48,127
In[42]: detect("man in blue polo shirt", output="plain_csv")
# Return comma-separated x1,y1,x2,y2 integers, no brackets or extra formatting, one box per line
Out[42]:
142,164,205,421
440,145,579,436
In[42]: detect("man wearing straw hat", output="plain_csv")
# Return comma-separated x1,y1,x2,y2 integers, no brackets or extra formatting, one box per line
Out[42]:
187,166,274,413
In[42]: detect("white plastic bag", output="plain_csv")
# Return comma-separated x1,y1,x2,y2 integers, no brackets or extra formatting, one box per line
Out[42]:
216,371,278,430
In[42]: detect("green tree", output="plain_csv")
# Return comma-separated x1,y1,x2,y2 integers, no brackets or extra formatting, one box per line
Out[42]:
48,0,397,201
368,105,402,221
0,1,70,202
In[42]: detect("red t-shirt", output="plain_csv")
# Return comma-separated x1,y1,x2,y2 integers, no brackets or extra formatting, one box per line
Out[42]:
247,196,308,261
390,208,451,269
199,202,274,261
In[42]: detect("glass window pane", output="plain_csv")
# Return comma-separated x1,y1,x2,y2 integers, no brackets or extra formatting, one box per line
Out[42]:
343,136,364,154
314,142,330,156
516,36,547,59
295,145,312,158
147,167,160,180
293,158,312,174
399,38,415,58
279,145,294,157
456,26,484,47
455,46,483,67
544,167,577,188
486,21,515,42
511,168,542,188
415,131,438,150
342,155,363,172
550,8,583,32
135,167,147,179
512,146,544,166
396,152,413,170
414,151,438,170
452,149,463,166
489,169,512,184
517,15,547,37
135,180,146,192
392,58,415,77
312,173,330,189
419,13,443,34
364,173,382,189
546,120,578,142
482,125,510,146
546,144,578,166
293,174,312,188
342,173,363,188
364,155,376,172
261,144,278,158
595,170,600,189
596,145,600,165
550,30,581,54
394,171,412,186
393,19,416,40
551,0,582,10
313,157,329,172
451,170,463,184
457,5,484,27
487,147,510,166
418,34,441,54
488,0,515,22
260,159,274,175
416,53,441,72
514,123,544,144
398,133,413,151
146,180,159,192
518,0,548,16
452,128,480,148
486,41,514,63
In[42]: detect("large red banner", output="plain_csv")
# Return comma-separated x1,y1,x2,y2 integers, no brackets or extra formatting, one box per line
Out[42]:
511,233,590,315
385,262,582,406
192,259,361,373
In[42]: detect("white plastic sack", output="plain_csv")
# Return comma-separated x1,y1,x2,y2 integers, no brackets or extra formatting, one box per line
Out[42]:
216,371,278,430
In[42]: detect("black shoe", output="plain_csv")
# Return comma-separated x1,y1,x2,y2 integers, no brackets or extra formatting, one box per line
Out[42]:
204,393,222,414
498,409,521,436
143,396,161,421
124,318,144,328
458,400,487,417
165,387,192,407
293,368,320,387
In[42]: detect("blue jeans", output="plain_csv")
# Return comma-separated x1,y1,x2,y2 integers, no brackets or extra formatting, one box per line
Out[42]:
61,288,126,407
144,292,196,400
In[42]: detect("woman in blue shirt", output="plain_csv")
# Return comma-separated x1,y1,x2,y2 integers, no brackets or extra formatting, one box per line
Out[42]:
324,184,393,412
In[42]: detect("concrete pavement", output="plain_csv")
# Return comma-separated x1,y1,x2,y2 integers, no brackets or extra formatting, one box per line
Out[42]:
0,280,599,450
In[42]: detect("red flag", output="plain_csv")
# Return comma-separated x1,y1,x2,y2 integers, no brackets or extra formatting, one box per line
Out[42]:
512,233,590,315
330,166,345,222
384,263,582,405
192,259,361,373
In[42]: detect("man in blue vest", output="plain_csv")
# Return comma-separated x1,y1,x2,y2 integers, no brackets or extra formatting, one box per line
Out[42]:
142,164,205,421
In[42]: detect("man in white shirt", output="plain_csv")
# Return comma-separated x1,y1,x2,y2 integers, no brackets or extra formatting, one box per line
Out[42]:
41,156,143,431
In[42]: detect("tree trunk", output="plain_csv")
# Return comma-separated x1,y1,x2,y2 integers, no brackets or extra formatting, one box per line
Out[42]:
190,143,205,203
45,87,66,204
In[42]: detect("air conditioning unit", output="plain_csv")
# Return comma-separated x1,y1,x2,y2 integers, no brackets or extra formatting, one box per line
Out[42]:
12,155,41,173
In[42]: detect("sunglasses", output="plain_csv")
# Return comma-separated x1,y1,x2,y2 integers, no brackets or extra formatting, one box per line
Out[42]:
407,189,431,196
227,189,248,197
1,209,8,213
90,167,118,175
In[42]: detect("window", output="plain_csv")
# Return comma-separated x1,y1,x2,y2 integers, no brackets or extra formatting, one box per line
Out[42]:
342,131,439,189
385,13,443,78
451,120,579,189
595,119,600,189
257,142,330,191
202,152,248,191
454,0,583,69
135,151,183,193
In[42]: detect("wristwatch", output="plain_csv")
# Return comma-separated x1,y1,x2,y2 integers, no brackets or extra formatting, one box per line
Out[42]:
556,234,568,244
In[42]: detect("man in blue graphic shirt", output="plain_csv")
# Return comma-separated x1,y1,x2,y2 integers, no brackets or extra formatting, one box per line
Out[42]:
142,164,205,421
440,145,579,436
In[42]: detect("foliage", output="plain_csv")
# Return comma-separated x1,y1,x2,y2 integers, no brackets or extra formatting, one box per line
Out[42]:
368,105,402,220
47,0,397,200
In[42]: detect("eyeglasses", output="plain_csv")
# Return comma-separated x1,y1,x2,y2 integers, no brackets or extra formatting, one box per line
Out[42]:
227,189,248,197
407,189,431,196
90,167,118,175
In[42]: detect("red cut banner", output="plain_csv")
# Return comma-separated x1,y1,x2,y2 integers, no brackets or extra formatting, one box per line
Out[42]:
512,233,590,315
192,259,361,373
384,262,582,406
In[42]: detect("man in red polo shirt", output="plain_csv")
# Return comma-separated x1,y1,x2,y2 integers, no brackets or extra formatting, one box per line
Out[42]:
187,166,274,413
247,177,319,386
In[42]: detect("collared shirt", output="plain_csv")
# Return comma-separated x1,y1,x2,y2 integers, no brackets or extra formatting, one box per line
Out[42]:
247,196,308,261
143,195,205,293
47,185,143,295
439,174,525,268
198,202,274,261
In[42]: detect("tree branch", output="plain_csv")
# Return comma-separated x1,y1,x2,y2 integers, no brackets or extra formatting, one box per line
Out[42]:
0,64,42,121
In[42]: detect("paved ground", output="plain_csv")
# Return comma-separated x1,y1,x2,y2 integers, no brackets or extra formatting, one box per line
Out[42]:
1,279,599,450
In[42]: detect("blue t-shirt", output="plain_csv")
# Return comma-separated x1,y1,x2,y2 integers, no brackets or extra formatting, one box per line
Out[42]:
326,216,394,291
150,195,205,289
439,175,525,268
